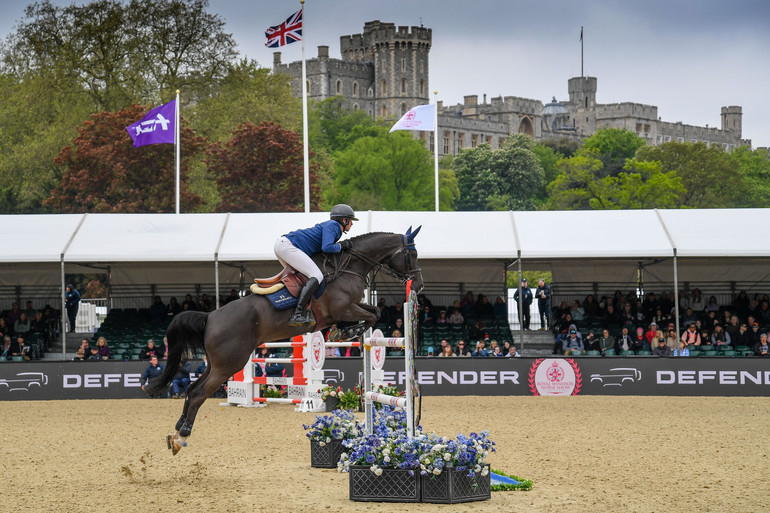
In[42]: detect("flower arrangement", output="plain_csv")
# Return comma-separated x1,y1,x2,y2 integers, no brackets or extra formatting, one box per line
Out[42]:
303,409,363,444
261,385,283,398
337,389,361,410
319,385,342,401
337,406,495,478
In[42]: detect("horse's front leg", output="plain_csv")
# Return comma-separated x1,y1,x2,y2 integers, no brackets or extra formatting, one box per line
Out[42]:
356,303,381,328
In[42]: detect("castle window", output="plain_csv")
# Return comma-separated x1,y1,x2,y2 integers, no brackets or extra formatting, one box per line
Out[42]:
336,80,342,95
485,135,492,145
353,82,359,97
401,78,407,94
381,80,387,95
443,133,450,154
420,80,424,96
457,133,465,149
359,49,364,59
420,60,424,73
353,104,359,111
471,134,479,148
401,58,405,72
429,133,434,153
306,80,311,95
381,104,387,118
349,50,354,60
585,97,588,108
401,103,407,115
499,137,506,146
368,87,373,97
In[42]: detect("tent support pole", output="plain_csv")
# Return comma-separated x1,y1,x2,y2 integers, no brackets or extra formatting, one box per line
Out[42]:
673,250,680,339
60,259,66,360
518,255,524,353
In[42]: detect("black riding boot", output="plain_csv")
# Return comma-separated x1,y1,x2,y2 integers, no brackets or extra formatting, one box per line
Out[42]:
288,277,320,327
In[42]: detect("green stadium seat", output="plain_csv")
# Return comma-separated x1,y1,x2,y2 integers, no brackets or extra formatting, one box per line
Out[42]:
585,350,601,356
636,350,652,356
720,350,736,357
687,350,701,357
702,350,718,357
603,348,617,356
620,350,636,356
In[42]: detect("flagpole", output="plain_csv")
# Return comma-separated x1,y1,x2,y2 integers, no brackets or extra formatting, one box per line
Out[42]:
300,0,310,213
175,89,180,214
433,90,439,212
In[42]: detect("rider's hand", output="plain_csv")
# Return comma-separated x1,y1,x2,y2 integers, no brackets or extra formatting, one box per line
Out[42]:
339,239,352,251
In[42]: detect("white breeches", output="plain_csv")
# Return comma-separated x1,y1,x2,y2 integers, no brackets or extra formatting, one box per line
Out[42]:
274,236,324,283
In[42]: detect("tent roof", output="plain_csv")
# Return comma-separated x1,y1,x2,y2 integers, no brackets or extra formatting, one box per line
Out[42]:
0,214,84,263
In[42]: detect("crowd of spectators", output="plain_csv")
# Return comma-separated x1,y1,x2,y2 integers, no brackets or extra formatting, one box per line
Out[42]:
0,300,60,360
551,288,770,357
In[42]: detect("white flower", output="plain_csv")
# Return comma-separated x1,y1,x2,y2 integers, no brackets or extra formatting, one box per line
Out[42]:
432,468,441,475
481,467,489,476
420,464,426,470
474,464,481,473
375,468,383,476
443,452,451,461
483,450,489,458
319,441,326,447
384,456,391,463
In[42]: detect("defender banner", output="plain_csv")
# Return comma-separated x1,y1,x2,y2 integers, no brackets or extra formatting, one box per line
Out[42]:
1,358,769,401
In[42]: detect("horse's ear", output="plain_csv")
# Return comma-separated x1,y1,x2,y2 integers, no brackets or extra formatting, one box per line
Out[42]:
406,225,421,243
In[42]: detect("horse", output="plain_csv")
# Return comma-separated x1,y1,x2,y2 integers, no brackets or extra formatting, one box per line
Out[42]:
147,227,423,454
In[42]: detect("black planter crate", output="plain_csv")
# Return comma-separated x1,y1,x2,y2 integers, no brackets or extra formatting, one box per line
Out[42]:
324,396,340,412
309,439,345,469
349,465,420,502
421,467,491,504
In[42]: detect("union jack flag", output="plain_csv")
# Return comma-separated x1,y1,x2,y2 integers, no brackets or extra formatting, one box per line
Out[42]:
265,9,302,48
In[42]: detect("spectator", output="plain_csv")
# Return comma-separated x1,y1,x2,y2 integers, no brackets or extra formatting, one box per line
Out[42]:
705,296,720,313
725,315,741,340
690,288,705,311
644,322,658,345
651,308,671,327
198,294,212,312
468,320,488,341
148,296,167,325
139,339,162,360
488,340,499,355
711,323,731,347
631,327,650,353
448,307,464,325
680,307,698,327
438,344,455,357
6,302,21,327
753,333,769,357
584,330,599,351
73,348,85,361
471,339,489,357
9,335,29,359
23,300,37,319
254,347,284,377
95,336,111,360
171,360,192,398
681,323,701,347
513,278,533,330
665,325,678,351
570,300,585,322
755,300,770,324
733,323,752,348
583,294,600,321
194,356,208,378
749,322,762,347
562,325,584,355
13,312,31,337
0,317,9,340
86,346,102,360
653,338,671,356
535,279,551,330
502,340,513,355
425,346,435,357
492,345,503,357
614,326,631,352
673,340,690,357
553,301,570,321
182,294,197,311
620,303,636,327
493,296,508,319
733,290,751,319
642,292,659,321
420,305,434,326
475,294,494,318
601,304,619,328
223,289,239,305
77,338,91,356
391,317,404,335
167,296,182,316
598,328,616,355
162,337,169,359
459,291,475,316
1,335,11,360
65,284,80,333
141,356,166,397
455,340,471,357
438,338,450,354
435,310,449,325
506,345,521,357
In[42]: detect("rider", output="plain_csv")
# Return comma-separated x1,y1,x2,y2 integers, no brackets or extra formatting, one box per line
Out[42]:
274,204,358,327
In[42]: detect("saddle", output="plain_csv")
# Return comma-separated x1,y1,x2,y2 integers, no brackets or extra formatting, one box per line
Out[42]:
250,268,327,331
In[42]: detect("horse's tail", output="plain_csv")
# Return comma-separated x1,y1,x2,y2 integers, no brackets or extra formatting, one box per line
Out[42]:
146,311,209,394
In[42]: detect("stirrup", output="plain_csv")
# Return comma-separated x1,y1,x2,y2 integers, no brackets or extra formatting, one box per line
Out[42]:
288,311,312,327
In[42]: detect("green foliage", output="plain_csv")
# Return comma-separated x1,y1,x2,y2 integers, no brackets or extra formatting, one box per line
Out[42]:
453,134,545,211
328,126,434,210
308,97,382,153
532,143,562,193
539,137,580,158
45,105,206,212
545,150,606,209
582,128,646,176
732,146,770,207
506,271,552,289
635,141,746,208
207,122,320,212
338,389,362,411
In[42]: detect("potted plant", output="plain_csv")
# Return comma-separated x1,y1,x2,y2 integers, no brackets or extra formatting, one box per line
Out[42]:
304,410,363,469
338,388,361,411
319,385,343,411
339,407,495,503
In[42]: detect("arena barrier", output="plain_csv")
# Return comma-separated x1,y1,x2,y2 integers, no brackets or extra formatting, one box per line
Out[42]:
362,289,419,438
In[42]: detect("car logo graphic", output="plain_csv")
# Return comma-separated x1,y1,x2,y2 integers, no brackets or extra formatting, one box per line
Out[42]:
589,367,641,387
0,372,49,392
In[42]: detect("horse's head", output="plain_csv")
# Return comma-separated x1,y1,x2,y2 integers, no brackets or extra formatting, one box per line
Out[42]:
385,226,424,293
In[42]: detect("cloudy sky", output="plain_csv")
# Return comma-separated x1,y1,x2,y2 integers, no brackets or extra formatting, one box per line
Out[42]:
2,0,769,147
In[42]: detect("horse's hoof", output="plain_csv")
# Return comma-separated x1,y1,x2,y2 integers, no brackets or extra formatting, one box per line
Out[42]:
166,434,173,450
171,440,182,455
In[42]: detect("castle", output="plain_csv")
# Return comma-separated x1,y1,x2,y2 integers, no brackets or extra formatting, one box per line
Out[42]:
272,20,750,155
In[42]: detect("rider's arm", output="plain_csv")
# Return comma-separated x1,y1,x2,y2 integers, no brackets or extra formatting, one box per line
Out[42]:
320,221,343,253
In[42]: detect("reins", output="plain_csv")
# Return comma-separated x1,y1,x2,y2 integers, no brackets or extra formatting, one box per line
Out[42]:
321,235,421,287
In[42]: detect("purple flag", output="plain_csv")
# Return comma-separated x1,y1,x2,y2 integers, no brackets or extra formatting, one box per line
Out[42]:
126,99,176,147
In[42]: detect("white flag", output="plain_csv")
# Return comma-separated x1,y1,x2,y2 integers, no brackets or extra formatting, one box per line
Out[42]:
389,104,436,133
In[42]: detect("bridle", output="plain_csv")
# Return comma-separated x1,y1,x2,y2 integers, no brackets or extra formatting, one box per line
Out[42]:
323,234,422,286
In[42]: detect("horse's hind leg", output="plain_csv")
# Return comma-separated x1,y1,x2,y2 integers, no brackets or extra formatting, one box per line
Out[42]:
168,367,231,456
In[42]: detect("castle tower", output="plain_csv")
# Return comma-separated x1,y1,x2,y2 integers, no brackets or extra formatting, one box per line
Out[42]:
340,20,432,120
568,76,597,109
721,106,742,139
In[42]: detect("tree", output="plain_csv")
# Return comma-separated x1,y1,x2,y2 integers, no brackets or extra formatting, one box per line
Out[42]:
539,137,580,158
45,105,206,212
725,146,770,208
545,151,608,210
207,122,320,212
533,142,562,196
582,128,646,176
328,126,434,210
192,59,301,142
635,141,746,208
308,97,383,154
453,134,544,211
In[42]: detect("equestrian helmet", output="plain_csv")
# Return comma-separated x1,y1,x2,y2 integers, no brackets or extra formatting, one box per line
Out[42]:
330,204,359,222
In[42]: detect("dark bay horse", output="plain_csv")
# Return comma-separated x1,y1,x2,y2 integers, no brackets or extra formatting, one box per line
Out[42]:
148,227,423,454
